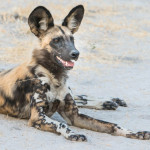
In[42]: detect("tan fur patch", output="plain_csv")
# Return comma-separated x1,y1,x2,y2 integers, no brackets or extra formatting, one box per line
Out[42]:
0,61,35,98
28,106,40,126
35,65,60,87
26,93,32,102
40,26,72,49
40,123,57,133
0,95,5,106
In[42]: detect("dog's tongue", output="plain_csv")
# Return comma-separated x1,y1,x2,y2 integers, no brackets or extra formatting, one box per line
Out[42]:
62,61,74,67
57,56,74,67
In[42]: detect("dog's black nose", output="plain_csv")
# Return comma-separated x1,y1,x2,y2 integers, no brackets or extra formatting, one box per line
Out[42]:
70,50,79,59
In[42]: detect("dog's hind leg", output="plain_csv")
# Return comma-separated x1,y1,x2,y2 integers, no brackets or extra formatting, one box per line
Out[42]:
58,93,150,140
74,95,127,110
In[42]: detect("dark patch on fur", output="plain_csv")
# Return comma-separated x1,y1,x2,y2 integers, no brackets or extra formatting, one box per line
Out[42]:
58,26,65,35
62,5,84,33
0,88,28,117
28,65,38,75
43,101,50,112
30,79,51,113
117,126,121,129
28,6,54,37
0,69,13,76
51,100,60,112
32,49,68,81
16,76,36,93
37,73,45,77
66,128,71,134
0,76,41,117
44,83,50,91
49,36,65,50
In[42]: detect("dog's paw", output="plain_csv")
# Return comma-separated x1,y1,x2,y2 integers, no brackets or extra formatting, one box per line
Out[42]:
77,95,88,100
112,98,127,107
127,131,150,140
68,134,87,142
102,101,118,110
136,131,150,140
74,95,88,105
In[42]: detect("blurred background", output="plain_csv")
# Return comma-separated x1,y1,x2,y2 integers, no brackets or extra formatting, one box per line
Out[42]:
0,0,150,149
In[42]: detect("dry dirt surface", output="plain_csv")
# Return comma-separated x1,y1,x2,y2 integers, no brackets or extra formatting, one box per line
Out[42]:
0,0,150,150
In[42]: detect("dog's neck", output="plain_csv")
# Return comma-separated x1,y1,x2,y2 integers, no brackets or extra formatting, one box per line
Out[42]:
32,49,68,81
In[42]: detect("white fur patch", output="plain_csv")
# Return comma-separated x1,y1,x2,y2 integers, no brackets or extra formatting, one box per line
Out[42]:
44,115,74,138
68,17,77,29
45,79,70,102
36,99,43,103
37,76,70,102
38,77,50,85
33,93,43,103
56,124,74,138
39,19,48,31
33,93,39,99
56,85,69,101
45,90,55,101
114,126,133,136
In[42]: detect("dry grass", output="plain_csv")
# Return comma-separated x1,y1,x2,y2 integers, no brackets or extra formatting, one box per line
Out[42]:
0,0,150,66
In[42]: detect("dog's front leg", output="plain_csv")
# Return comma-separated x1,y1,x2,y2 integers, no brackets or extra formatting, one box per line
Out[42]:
28,79,86,141
59,93,150,140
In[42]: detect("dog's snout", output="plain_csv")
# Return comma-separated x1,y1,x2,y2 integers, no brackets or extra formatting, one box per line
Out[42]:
70,50,79,59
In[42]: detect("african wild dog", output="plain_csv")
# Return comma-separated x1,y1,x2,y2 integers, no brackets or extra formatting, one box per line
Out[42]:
0,5,150,141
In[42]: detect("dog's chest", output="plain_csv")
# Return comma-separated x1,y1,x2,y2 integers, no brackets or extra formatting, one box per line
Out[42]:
39,76,69,102
46,84,69,102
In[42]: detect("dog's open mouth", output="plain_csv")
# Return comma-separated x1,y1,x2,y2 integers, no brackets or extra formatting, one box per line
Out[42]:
56,56,74,68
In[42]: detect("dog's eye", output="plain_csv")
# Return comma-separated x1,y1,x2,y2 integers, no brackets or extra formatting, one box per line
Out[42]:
52,37,60,43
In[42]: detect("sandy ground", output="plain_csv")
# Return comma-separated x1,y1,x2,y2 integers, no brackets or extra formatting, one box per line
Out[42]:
0,0,150,149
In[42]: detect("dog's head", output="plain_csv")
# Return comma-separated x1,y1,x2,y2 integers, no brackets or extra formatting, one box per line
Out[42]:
28,5,84,70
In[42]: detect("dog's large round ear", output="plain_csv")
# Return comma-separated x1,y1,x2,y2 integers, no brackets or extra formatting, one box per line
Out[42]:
28,6,54,37
62,5,84,34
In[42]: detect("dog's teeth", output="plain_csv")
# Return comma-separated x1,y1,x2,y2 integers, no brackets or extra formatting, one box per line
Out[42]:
57,56,74,67
57,56,61,61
